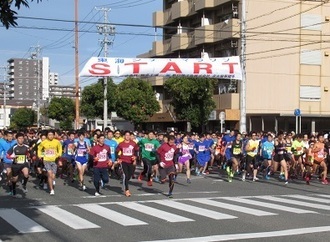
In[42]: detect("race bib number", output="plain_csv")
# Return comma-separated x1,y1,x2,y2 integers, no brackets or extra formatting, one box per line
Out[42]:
233,147,241,155
110,147,115,154
164,152,174,161
67,144,74,155
317,151,325,158
45,149,56,157
123,146,133,156
97,152,107,161
145,143,154,152
16,155,26,164
77,149,86,157
198,146,206,152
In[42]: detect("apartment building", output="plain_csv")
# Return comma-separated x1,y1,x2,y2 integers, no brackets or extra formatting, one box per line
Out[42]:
49,85,81,100
7,57,50,101
139,0,330,133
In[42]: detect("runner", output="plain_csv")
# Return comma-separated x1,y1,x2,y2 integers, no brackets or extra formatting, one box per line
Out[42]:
89,134,112,196
157,135,177,198
74,132,90,191
227,133,243,182
104,131,120,179
245,132,260,181
273,131,289,185
291,134,304,178
0,131,17,195
311,133,328,184
6,133,30,196
37,130,63,195
62,131,75,182
138,131,160,186
116,131,139,197
176,134,192,183
194,134,212,176
260,133,275,180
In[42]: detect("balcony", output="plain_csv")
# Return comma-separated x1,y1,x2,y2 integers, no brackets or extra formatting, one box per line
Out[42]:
213,93,239,110
153,8,172,27
194,25,216,45
171,0,194,20
150,39,172,57
214,18,240,41
171,32,196,51
195,0,232,11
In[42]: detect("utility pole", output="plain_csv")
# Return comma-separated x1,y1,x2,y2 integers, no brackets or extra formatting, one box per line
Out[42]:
0,66,7,129
74,0,80,130
96,7,115,131
31,45,41,129
240,0,247,133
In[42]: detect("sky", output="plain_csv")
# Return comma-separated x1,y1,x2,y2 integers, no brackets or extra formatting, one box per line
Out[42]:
0,0,162,87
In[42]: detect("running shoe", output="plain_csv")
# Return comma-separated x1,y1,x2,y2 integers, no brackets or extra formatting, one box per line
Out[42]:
147,180,153,186
167,193,173,198
279,174,285,180
153,176,160,183
322,179,328,185
187,178,191,184
125,190,131,197
138,173,144,181
305,176,310,185
82,185,86,191
228,177,233,183
22,185,28,193
94,192,100,196
230,171,234,178
253,177,259,182
265,175,270,180
50,190,55,195
284,180,289,185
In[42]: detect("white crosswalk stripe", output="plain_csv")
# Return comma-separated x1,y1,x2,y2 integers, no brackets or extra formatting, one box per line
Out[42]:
77,203,148,226
36,205,100,229
257,196,330,211
284,194,330,204
189,198,277,216
152,200,237,220
220,197,317,214
2,194,330,234
0,209,48,233
118,201,194,222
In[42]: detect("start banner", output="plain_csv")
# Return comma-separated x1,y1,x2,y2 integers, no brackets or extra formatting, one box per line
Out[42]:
79,56,242,80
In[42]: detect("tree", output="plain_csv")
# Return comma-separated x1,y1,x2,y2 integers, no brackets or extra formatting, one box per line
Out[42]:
115,77,160,128
48,97,75,130
81,78,117,119
1,0,42,29
164,77,216,131
10,107,35,129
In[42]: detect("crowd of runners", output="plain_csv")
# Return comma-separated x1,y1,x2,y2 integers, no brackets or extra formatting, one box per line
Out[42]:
0,128,329,198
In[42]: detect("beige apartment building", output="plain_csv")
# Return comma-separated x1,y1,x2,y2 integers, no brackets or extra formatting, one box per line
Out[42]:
138,0,330,134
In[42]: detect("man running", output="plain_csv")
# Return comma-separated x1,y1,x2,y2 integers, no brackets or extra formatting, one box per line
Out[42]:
37,130,62,195
6,133,30,196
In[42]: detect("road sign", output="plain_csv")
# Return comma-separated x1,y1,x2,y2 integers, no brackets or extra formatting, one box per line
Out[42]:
294,109,301,117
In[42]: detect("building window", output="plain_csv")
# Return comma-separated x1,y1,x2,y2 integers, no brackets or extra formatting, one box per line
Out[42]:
300,50,321,65
18,85,23,89
19,61,23,64
300,86,321,101
19,91,23,95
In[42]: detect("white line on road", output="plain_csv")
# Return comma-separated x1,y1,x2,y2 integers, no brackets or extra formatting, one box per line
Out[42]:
257,196,330,211
221,197,317,214
189,198,277,216
118,202,194,223
36,205,100,229
283,194,330,204
0,209,48,233
140,225,330,242
77,204,148,226
152,200,237,220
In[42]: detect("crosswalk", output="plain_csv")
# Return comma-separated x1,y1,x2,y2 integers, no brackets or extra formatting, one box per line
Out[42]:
1,194,330,234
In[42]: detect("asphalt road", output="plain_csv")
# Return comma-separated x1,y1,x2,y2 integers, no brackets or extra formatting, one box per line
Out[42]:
1,168,330,242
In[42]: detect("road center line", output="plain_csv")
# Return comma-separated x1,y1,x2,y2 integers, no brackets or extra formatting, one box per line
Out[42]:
140,225,330,242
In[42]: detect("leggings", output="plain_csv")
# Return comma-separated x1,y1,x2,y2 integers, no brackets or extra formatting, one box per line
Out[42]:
122,162,134,191
141,158,154,181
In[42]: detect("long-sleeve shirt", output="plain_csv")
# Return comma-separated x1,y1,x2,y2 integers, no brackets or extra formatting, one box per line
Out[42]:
89,144,111,168
0,139,17,164
116,141,139,164
37,139,62,162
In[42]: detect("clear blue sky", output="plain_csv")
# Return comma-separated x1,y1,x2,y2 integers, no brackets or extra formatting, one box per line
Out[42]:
0,0,162,86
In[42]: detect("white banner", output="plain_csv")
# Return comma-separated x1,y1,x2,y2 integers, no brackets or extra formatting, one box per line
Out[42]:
79,56,242,80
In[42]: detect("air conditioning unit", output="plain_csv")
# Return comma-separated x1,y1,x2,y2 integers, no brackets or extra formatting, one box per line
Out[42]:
231,40,238,48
